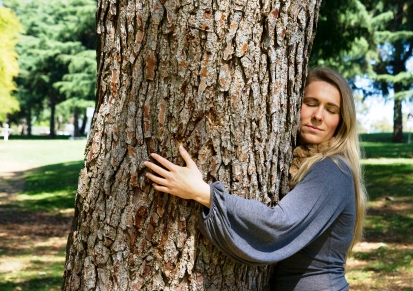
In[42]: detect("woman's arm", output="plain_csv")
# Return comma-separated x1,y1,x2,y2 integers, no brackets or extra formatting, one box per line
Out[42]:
144,146,211,208
199,158,355,265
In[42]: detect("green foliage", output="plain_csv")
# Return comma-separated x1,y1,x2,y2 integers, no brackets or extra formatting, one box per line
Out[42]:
54,50,97,100
56,97,95,123
0,6,23,121
4,0,97,135
310,0,370,77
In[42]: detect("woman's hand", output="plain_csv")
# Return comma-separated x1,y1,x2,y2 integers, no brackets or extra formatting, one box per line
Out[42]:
144,146,211,208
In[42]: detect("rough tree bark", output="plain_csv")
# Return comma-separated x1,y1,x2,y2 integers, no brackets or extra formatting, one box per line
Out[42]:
63,0,321,289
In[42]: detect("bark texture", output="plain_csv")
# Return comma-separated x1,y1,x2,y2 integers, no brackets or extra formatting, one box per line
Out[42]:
63,0,321,289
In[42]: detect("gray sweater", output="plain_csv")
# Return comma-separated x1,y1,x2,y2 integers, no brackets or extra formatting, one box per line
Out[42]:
199,158,356,291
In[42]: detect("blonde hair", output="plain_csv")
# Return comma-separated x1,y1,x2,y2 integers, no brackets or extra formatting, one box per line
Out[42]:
292,67,367,253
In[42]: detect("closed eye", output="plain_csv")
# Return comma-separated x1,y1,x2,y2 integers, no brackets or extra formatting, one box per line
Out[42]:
305,102,318,107
326,106,340,114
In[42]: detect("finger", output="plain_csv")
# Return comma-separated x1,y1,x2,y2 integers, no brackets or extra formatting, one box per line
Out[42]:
146,172,168,186
179,146,197,168
144,161,170,178
150,153,177,171
152,183,171,194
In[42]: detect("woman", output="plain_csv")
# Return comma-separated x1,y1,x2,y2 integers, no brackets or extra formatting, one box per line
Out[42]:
144,67,367,291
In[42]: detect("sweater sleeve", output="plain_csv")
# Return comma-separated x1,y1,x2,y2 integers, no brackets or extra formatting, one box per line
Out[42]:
198,158,355,266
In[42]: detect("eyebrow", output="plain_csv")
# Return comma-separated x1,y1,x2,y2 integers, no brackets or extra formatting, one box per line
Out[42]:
303,97,340,108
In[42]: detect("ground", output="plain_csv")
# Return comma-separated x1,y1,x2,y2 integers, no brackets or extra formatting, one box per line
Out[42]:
0,153,74,290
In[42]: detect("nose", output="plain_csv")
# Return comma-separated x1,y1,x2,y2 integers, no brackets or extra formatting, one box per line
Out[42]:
312,107,323,121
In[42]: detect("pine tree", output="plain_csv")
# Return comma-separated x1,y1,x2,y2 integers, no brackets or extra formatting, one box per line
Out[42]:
364,0,413,142
4,0,96,136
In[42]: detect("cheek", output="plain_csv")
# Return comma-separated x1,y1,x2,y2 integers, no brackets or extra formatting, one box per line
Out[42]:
299,107,310,122
330,116,341,133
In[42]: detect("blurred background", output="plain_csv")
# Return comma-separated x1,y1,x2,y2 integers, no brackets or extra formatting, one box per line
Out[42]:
0,0,96,140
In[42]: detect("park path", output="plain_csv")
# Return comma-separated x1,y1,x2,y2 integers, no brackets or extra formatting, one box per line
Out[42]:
0,165,72,263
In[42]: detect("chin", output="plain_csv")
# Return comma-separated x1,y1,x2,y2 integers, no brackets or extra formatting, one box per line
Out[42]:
299,134,322,145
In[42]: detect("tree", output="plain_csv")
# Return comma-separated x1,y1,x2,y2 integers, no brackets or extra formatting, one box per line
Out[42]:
4,0,97,136
0,5,22,122
309,0,370,76
56,97,95,136
63,0,321,289
363,0,413,142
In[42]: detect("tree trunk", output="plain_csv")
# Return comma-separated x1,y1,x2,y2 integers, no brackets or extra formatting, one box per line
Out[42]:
74,109,80,137
393,98,403,143
80,112,87,136
49,98,56,138
27,109,32,137
63,0,321,290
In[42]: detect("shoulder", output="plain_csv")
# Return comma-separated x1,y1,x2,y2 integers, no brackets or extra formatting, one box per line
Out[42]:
312,156,352,175
303,156,354,189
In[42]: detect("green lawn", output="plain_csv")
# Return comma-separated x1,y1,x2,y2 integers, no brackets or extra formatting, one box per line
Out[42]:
0,139,87,172
346,133,413,290
0,139,86,291
0,134,412,290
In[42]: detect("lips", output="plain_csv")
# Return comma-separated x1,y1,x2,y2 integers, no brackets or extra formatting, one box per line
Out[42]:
305,125,323,132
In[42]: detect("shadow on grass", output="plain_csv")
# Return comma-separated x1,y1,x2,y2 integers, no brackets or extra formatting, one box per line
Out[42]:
359,132,412,143
8,160,84,212
362,162,413,245
0,162,78,291
363,163,413,200
362,143,413,159
0,276,63,291
364,209,413,244
352,245,413,272
348,245,413,291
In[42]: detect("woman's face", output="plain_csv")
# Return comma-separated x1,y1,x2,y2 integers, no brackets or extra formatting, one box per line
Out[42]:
298,81,341,145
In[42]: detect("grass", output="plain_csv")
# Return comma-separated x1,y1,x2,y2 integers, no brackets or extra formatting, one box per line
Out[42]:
0,139,87,172
0,139,86,291
0,244,66,291
346,133,413,290
1,134,413,290
14,161,84,212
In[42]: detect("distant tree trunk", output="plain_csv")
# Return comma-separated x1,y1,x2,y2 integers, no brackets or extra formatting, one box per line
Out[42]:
27,110,32,137
80,112,87,136
393,98,403,143
73,110,80,137
49,98,56,138
63,0,321,290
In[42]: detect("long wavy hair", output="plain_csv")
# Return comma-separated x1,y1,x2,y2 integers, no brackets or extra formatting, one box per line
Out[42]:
292,67,367,253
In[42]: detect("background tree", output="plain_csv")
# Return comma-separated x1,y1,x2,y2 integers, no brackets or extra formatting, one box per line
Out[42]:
63,0,321,290
362,0,413,142
0,5,22,122
4,0,97,136
310,0,370,77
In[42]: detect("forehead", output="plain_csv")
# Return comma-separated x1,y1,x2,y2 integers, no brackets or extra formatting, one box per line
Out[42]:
304,81,341,106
